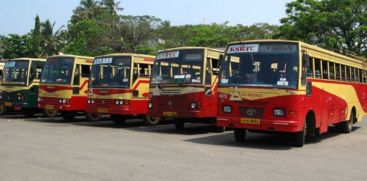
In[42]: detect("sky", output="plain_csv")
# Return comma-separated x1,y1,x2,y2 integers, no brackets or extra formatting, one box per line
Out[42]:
0,0,292,35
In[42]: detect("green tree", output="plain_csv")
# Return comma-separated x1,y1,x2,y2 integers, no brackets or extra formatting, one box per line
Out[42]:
30,15,42,57
40,20,59,56
1,34,32,59
278,0,367,56
71,0,101,24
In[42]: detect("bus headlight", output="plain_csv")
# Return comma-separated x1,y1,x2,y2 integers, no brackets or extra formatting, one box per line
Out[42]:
223,105,232,113
190,102,198,109
115,100,124,105
38,97,42,102
273,108,285,117
148,102,153,109
59,99,68,104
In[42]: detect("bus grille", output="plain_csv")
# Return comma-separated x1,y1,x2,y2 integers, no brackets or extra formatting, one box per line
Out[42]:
93,99,114,106
161,88,181,95
158,96,185,110
240,107,264,118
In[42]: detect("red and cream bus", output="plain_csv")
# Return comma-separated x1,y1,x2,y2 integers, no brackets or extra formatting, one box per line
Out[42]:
38,55,96,120
149,47,223,129
217,40,367,147
86,53,155,124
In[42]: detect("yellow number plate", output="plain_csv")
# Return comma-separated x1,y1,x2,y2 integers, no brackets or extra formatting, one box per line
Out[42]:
97,108,109,113
163,112,177,117
240,118,260,125
45,105,54,109
4,102,12,107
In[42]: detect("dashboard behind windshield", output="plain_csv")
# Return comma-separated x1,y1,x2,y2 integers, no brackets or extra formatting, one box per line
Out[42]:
41,58,74,85
3,60,29,85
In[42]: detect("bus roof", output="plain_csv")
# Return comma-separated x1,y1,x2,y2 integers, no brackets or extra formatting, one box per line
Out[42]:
158,47,224,53
9,58,46,62
95,53,155,59
227,39,365,65
47,54,93,60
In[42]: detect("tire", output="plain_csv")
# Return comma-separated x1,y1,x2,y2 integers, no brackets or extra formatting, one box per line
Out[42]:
144,116,160,126
339,111,354,133
294,121,307,147
86,112,101,121
214,126,225,133
174,120,185,130
22,108,35,118
61,112,76,121
44,109,58,118
111,115,126,125
234,128,246,142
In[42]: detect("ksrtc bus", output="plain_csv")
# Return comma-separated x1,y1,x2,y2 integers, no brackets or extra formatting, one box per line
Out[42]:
38,55,96,120
149,47,224,129
86,53,155,124
0,58,46,117
217,40,367,147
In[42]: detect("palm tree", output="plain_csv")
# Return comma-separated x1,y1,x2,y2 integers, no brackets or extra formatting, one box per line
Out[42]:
71,0,100,23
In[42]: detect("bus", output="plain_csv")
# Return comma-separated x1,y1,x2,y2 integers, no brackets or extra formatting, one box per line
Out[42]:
86,53,155,124
149,47,224,129
0,58,46,117
38,55,96,120
217,39,367,147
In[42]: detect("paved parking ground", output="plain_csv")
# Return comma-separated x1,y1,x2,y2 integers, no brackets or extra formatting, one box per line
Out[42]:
0,115,367,181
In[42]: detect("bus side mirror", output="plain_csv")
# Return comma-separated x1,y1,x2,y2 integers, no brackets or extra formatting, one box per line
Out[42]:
306,81,312,96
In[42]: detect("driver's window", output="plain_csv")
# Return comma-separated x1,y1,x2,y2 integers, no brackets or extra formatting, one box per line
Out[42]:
29,61,44,82
205,58,212,85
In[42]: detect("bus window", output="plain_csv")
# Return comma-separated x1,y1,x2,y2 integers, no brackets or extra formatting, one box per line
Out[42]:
139,64,149,77
359,69,363,82
307,58,314,77
205,58,212,85
321,60,328,79
81,65,90,77
29,61,44,82
351,67,355,82
133,63,138,83
212,58,220,75
335,63,340,80
314,59,321,78
329,62,335,79
346,66,351,81
73,65,80,85
341,65,346,81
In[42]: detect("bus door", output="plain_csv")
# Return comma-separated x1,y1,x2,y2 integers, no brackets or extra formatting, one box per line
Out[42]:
204,57,220,115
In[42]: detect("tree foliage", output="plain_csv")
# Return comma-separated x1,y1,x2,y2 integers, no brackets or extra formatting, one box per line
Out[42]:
278,0,367,56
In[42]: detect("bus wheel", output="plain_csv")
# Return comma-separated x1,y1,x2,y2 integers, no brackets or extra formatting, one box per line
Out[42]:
294,121,307,147
234,128,246,142
44,109,58,118
144,116,160,126
339,111,355,133
86,113,101,121
214,126,225,133
111,115,126,125
174,120,185,130
61,112,76,121
22,108,35,118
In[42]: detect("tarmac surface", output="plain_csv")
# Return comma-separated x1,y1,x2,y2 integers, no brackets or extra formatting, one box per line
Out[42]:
1,115,367,181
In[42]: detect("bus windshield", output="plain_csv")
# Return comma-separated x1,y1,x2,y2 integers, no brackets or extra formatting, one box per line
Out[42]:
90,56,131,88
3,60,29,85
151,49,204,85
41,58,74,85
220,43,299,89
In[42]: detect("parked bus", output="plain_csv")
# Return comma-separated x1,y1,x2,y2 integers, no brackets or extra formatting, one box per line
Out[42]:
86,53,155,124
149,47,224,129
0,58,46,117
217,39,367,147
38,55,96,120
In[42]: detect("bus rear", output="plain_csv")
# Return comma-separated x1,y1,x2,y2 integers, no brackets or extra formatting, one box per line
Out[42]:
149,47,223,129
38,55,93,120
86,54,155,124
0,58,45,117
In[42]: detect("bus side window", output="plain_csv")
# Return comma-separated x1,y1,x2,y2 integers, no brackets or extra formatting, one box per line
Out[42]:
81,65,90,78
307,58,314,77
139,64,149,77
351,67,355,82
321,60,328,79
335,63,340,80
346,66,351,81
314,59,321,78
329,62,335,79
359,69,363,83
341,65,346,81
212,58,220,75
73,65,80,85
29,61,43,82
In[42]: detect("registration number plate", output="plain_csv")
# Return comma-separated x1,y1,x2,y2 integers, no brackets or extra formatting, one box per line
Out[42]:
240,118,260,125
4,102,12,107
45,105,54,109
97,108,109,113
163,112,177,117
